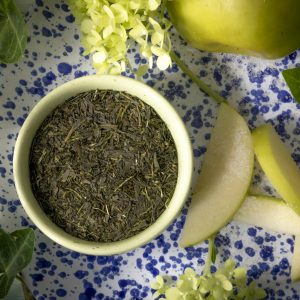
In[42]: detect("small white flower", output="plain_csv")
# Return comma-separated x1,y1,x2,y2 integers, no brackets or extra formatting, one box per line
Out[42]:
156,53,171,70
129,22,148,39
165,287,183,300
148,0,161,11
93,48,107,64
103,5,115,19
80,18,94,34
69,0,173,74
151,31,164,46
111,3,128,23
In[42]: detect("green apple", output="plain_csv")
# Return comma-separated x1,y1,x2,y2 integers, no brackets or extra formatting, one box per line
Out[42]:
252,125,300,216
292,236,300,282
180,103,254,247
167,0,300,59
233,195,300,235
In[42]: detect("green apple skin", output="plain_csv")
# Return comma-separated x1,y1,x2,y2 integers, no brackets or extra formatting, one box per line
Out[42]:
180,103,254,248
234,195,300,235
252,125,300,216
292,236,300,282
167,0,300,59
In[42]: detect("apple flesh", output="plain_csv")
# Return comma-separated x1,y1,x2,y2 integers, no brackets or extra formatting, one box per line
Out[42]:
234,194,300,282
167,0,300,59
252,125,300,216
180,103,254,247
233,195,300,235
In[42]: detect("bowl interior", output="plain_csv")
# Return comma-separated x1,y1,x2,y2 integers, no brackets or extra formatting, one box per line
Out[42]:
13,75,193,255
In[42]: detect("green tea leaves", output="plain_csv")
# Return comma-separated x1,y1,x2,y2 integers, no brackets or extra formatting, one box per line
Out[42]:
0,0,28,64
282,68,300,104
0,228,35,298
29,89,177,243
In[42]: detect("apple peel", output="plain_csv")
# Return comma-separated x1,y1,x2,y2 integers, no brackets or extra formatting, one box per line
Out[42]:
291,235,300,282
252,125,300,216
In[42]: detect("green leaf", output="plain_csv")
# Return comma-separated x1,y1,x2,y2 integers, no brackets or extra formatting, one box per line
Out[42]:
255,288,267,299
0,228,35,298
282,68,300,104
0,0,28,64
136,65,148,80
11,229,35,270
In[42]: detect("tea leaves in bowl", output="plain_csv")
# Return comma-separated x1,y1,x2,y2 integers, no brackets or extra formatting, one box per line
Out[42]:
29,89,178,242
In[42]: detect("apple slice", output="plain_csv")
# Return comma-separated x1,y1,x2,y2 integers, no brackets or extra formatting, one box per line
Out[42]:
292,236,300,282
252,125,300,216
180,103,254,247
234,194,300,282
233,195,300,235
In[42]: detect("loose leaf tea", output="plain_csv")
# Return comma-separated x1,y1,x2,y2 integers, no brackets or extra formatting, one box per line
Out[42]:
30,89,178,242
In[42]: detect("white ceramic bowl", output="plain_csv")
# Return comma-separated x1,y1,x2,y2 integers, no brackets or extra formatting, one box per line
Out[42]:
13,75,193,255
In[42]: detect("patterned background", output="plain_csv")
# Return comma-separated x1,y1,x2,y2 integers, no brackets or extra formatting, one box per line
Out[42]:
1,1,300,299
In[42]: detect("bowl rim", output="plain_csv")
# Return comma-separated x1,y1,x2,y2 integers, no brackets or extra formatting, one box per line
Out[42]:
13,75,193,255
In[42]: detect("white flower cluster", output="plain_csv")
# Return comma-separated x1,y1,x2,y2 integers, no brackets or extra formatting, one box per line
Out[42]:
68,0,172,74
151,259,267,300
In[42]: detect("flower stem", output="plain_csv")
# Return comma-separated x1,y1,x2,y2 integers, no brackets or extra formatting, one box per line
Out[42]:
160,0,168,18
169,50,226,105
204,237,216,275
16,273,36,300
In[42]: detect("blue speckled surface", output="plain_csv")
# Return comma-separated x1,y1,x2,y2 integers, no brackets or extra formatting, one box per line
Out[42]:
1,1,300,299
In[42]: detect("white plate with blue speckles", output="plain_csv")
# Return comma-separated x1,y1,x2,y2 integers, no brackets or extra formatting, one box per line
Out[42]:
0,1,300,299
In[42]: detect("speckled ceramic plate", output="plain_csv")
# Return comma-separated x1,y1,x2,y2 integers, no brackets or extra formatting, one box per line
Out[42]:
1,1,300,299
